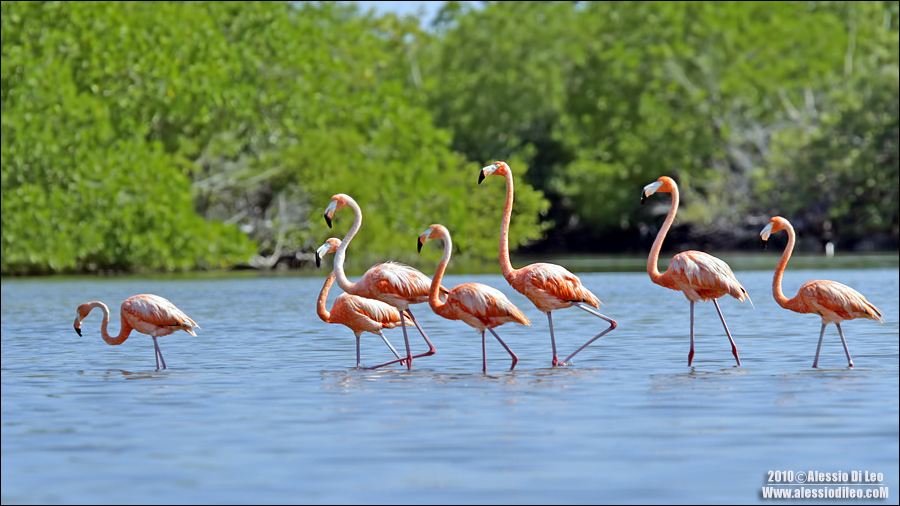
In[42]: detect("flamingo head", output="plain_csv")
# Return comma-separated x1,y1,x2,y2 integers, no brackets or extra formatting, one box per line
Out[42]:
324,193,353,229
73,303,92,337
759,216,791,249
315,238,342,268
478,161,510,184
641,176,677,205
417,224,449,253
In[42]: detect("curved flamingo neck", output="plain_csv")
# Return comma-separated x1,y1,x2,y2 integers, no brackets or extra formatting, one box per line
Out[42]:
317,272,335,323
648,187,679,284
428,231,452,315
91,302,132,345
498,171,518,282
333,199,361,293
772,222,796,309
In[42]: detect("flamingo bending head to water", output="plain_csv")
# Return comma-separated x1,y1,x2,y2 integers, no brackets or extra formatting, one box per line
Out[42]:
315,238,412,368
641,176,751,366
478,161,617,367
418,224,530,373
74,294,199,370
760,216,883,368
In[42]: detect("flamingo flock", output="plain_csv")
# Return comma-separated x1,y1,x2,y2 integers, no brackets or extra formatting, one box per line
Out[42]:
73,164,884,371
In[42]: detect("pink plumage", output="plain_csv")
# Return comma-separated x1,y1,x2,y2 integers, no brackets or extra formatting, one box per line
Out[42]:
315,237,412,368
479,161,617,367
642,175,749,366
74,294,199,369
419,224,529,373
761,216,883,367
324,193,444,369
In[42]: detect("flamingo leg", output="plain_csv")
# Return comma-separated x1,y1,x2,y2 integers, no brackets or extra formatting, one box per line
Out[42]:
363,332,408,369
367,309,436,370
378,332,405,362
488,328,518,372
812,322,827,368
713,299,741,366
406,308,437,359
482,330,488,373
688,301,695,366
547,312,560,367
152,336,167,370
836,323,854,368
558,303,618,366
398,310,413,369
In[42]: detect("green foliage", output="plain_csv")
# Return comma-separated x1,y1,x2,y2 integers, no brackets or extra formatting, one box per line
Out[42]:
0,1,548,275
422,0,899,247
2,1,896,276
756,68,899,241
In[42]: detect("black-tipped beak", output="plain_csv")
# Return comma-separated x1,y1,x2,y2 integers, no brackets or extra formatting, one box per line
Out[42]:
74,323,82,337
640,192,648,206
760,237,768,251
417,238,423,253
324,213,332,229
315,252,321,268
478,170,486,185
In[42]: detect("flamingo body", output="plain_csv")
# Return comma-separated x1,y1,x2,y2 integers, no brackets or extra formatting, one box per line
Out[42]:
434,282,531,330
419,224,529,372
348,261,433,309
479,161,617,367
641,176,748,366
315,238,412,368
326,292,410,335
658,250,749,303
760,216,883,367
509,262,600,312
787,280,883,324
74,294,199,369
120,295,199,337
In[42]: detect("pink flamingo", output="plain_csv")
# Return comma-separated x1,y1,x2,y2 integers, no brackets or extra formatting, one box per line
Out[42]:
315,238,412,368
418,224,530,373
74,294,200,370
479,161,617,367
760,216,883,368
641,176,751,366
324,193,446,369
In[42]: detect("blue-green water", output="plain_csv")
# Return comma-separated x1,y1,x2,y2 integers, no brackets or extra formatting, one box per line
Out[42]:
2,265,898,504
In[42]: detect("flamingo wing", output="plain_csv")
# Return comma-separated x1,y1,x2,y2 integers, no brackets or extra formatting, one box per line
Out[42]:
361,262,433,301
448,283,531,327
798,280,884,323
338,293,410,331
667,251,750,303
515,263,600,309
124,294,200,336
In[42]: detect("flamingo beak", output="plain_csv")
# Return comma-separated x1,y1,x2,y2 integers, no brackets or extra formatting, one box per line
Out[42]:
417,228,433,253
324,201,338,229
759,222,773,250
74,315,82,337
315,242,333,268
760,222,773,241
641,181,663,205
478,163,497,185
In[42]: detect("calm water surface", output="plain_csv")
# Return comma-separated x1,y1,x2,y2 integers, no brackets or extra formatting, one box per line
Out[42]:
2,264,898,504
